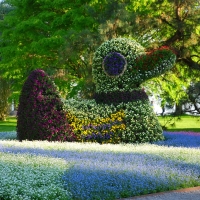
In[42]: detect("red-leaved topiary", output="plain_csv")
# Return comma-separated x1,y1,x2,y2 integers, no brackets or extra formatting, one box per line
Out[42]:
17,69,76,141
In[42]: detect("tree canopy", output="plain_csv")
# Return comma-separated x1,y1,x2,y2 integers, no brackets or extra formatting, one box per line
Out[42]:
0,0,199,108
127,0,200,113
128,0,200,70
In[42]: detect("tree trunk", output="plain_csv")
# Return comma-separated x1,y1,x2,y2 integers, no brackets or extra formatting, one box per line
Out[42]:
175,103,183,115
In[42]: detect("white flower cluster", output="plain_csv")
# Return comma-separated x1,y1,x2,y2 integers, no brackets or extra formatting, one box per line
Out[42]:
0,152,70,199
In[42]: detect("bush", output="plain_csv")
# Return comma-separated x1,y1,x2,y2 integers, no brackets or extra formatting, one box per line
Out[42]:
92,38,176,93
17,69,75,141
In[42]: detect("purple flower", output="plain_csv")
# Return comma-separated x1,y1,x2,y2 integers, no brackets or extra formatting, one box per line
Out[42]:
103,52,127,76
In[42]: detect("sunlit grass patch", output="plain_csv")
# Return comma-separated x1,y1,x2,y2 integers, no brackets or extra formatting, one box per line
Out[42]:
158,115,200,132
0,117,17,132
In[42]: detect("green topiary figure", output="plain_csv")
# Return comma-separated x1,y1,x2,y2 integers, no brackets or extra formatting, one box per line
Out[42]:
92,38,176,143
65,38,176,143
17,69,75,142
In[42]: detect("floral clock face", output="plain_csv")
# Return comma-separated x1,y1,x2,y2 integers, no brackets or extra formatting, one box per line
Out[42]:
102,52,127,77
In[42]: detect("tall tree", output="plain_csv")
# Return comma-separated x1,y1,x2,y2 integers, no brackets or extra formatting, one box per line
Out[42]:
0,0,98,93
1,0,199,105
0,1,14,120
0,77,11,120
127,0,200,112
0,0,138,98
127,0,200,71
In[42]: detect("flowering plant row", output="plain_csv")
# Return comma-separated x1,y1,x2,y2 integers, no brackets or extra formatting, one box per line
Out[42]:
64,98,164,143
65,99,125,143
67,109,125,144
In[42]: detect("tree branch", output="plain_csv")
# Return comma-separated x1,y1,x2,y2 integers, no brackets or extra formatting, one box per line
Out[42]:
163,30,183,46
181,57,200,70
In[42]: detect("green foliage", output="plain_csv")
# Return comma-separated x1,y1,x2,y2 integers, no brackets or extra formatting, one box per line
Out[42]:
64,98,164,143
127,0,200,108
0,77,11,121
1,0,199,115
17,69,75,141
0,0,99,97
186,82,200,114
122,100,164,143
143,65,200,114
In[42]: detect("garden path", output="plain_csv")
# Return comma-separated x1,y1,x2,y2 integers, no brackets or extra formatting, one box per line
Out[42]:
120,186,200,200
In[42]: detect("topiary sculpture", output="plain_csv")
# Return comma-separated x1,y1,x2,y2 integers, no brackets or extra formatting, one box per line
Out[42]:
65,38,176,143
17,69,75,142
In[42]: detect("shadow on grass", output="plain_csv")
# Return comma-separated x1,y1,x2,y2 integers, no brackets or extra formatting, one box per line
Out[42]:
0,131,17,140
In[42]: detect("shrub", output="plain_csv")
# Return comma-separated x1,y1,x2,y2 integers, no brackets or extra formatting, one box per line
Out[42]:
92,38,176,93
91,38,175,143
17,69,75,141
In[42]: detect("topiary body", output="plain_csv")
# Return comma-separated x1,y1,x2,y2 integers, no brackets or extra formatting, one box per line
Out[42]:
17,69,75,141
65,38,176,143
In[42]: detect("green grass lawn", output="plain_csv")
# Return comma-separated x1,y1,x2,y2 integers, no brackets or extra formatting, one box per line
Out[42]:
0,117,17,132
158,115,200,132
0,115,200,132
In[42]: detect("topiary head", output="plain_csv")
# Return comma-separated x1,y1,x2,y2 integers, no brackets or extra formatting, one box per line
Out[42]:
92,38,176,93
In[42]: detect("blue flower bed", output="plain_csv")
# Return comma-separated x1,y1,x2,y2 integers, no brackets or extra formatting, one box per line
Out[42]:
0,131,200,200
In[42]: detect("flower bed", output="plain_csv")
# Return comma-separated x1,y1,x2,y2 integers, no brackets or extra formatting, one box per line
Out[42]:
0,131,200,200
64,98,164,143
